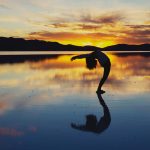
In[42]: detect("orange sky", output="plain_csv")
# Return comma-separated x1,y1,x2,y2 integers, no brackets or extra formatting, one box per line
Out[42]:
0,0,149,47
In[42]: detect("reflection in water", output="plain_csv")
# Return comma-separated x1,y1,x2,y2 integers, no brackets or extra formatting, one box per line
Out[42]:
71,93,111,134
0,52,150,149
0,55,60,64
0,53,149,115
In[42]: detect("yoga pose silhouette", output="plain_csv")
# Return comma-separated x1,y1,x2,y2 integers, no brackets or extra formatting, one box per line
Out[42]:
71,92,111,134
71,50,111,94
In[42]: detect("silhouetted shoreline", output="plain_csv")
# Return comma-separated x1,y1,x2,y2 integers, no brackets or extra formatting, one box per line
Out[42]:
0,55,59,64
0,37,149,51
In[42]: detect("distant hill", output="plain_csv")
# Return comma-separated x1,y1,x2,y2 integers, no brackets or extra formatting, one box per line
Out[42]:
0,37,149,51
103,44,150,51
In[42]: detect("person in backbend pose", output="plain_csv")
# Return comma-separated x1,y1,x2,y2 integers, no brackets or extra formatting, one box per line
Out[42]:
71,50,111,94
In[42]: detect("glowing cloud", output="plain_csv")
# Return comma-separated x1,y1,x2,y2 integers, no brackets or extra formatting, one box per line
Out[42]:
0,0,149,46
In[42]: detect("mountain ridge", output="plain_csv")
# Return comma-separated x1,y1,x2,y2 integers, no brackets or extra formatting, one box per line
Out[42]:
0,37,149,51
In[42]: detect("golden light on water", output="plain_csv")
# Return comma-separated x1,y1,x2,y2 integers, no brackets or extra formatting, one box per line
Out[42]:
0,54,149,90
0,53,149,115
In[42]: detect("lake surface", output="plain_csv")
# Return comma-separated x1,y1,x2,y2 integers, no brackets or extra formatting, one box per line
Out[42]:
0,52,150,150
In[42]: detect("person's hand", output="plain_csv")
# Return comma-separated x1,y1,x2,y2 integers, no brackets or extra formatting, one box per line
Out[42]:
71,56,76,61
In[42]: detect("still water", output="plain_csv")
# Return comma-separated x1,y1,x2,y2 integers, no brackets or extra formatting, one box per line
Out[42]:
0,52,149,150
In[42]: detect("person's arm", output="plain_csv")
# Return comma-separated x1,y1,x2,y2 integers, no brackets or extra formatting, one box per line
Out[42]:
71,123,88,131
71,54,89,61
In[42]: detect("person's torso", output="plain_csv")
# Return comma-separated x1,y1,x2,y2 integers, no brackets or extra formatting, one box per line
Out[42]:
94,50,110,66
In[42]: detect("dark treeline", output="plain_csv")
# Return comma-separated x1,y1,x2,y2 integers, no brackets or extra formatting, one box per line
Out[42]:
0,37,149,51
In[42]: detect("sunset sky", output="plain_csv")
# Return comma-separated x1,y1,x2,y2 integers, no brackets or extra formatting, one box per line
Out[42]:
0,0,149,47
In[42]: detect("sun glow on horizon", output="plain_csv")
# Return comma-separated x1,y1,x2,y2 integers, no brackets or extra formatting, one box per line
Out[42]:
0,0,149,47
65,39,115,48
45,39,116,48
27,36,116,48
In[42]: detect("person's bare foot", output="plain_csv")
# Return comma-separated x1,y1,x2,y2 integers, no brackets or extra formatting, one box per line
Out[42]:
96,90,105,94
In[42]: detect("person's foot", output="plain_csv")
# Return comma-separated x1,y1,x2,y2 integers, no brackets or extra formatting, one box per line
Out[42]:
96,90,105,94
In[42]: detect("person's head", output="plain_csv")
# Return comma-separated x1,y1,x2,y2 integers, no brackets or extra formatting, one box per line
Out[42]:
86,56,97,70
86,115,97,129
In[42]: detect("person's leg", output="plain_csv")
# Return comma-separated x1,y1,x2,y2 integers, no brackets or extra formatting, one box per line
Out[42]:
97,62,111,93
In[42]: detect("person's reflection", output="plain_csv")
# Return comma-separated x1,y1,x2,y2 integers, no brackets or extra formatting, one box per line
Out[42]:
71,92,111,134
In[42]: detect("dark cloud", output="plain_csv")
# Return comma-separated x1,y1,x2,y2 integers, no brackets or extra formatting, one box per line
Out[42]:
125,22,150,43
51,23,70,28
28,28,150,45
75,24,101,30
127,30,150,37
29,31,115,40
45,22,102,31
29,31,82,39
80,13,124,24
117,36,150,44
28,29,150,45
126,25,150,29
113,24,150,44
28,20,150,45
119,28,150,44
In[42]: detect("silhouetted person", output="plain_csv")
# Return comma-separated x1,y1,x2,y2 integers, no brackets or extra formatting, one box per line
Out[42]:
71,50,111,94
71,92,111,134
